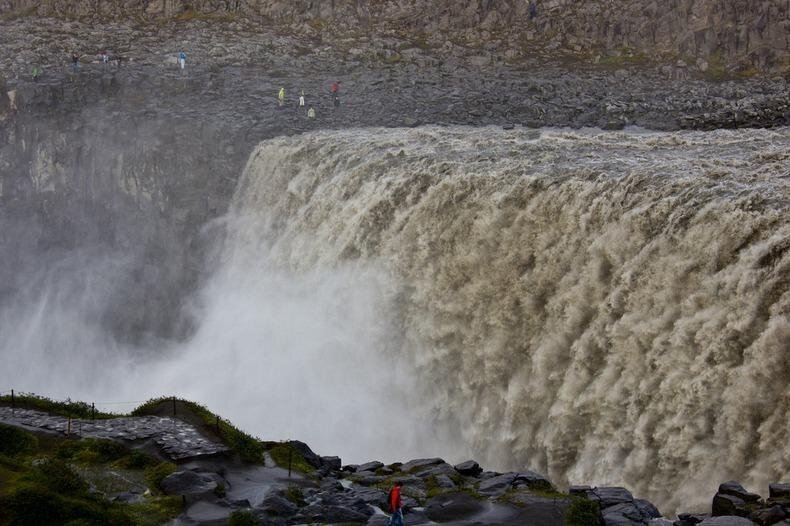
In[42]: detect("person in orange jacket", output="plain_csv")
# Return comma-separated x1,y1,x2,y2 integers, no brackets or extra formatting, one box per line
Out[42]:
387,482,404,526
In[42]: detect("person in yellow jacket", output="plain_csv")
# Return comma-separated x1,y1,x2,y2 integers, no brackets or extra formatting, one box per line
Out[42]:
278,87,285,106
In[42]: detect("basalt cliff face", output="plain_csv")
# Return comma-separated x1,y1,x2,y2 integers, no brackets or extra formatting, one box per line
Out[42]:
2,0,789,74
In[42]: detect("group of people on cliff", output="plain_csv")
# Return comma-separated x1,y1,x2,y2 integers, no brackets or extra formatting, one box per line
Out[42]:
277,80,341,118
32,49,340,120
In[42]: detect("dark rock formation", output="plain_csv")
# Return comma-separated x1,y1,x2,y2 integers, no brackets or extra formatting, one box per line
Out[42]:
571,485,664,526
673,479,790,526
454,459,482,476
513,470,554,490
320,456,341,471
713,481,763,518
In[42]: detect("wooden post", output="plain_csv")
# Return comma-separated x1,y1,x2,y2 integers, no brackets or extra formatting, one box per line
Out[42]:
10,389,14,416
215,415,220,433
172,396,176,416
67,416,71,436
91,403,95,421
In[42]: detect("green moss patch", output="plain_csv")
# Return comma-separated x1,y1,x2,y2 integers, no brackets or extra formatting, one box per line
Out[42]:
0,393,115,420
565,497,601,526
0,424,37,457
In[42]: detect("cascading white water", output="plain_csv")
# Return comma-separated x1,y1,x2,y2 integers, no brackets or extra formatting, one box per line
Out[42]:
230,126,790,512
1,125,787,514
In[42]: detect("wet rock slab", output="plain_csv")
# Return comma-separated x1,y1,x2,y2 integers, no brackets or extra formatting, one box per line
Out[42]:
0,407,229,459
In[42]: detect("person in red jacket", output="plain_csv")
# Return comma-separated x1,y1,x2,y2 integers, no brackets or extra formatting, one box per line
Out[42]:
387,482,404,526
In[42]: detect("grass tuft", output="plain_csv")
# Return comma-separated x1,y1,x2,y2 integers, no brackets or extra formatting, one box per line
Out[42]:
0,393,115,419
267,443,313,474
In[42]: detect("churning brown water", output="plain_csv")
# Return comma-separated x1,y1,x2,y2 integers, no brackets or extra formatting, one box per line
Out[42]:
230,126,790,512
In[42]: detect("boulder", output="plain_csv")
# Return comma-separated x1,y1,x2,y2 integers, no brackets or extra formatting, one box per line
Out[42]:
356,461,384,473
349,487,388,509
351,474,388,486
513,470,553,490
400,458,445,472
391,475,424,488
602,502,651,525
320,478,344,492
416,462,457,478
720,482,762,503
160,471,218,496
454,460,482,476
477,472,517,496
342,464,359,473
769,484,790,500
434,474,456,489
478,471,501,480
321,456,342,471
593,487,635,508
713,494,749,517
751,505,786,525
635,499,662,519
570,485,593,497
289,440,322,469
699,517,757,526
260,493,298,517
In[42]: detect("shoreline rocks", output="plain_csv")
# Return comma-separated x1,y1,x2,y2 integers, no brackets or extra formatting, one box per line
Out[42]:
1,405,788,525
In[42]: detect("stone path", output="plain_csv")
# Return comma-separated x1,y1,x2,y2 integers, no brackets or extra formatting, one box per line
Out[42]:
0,407,229,460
